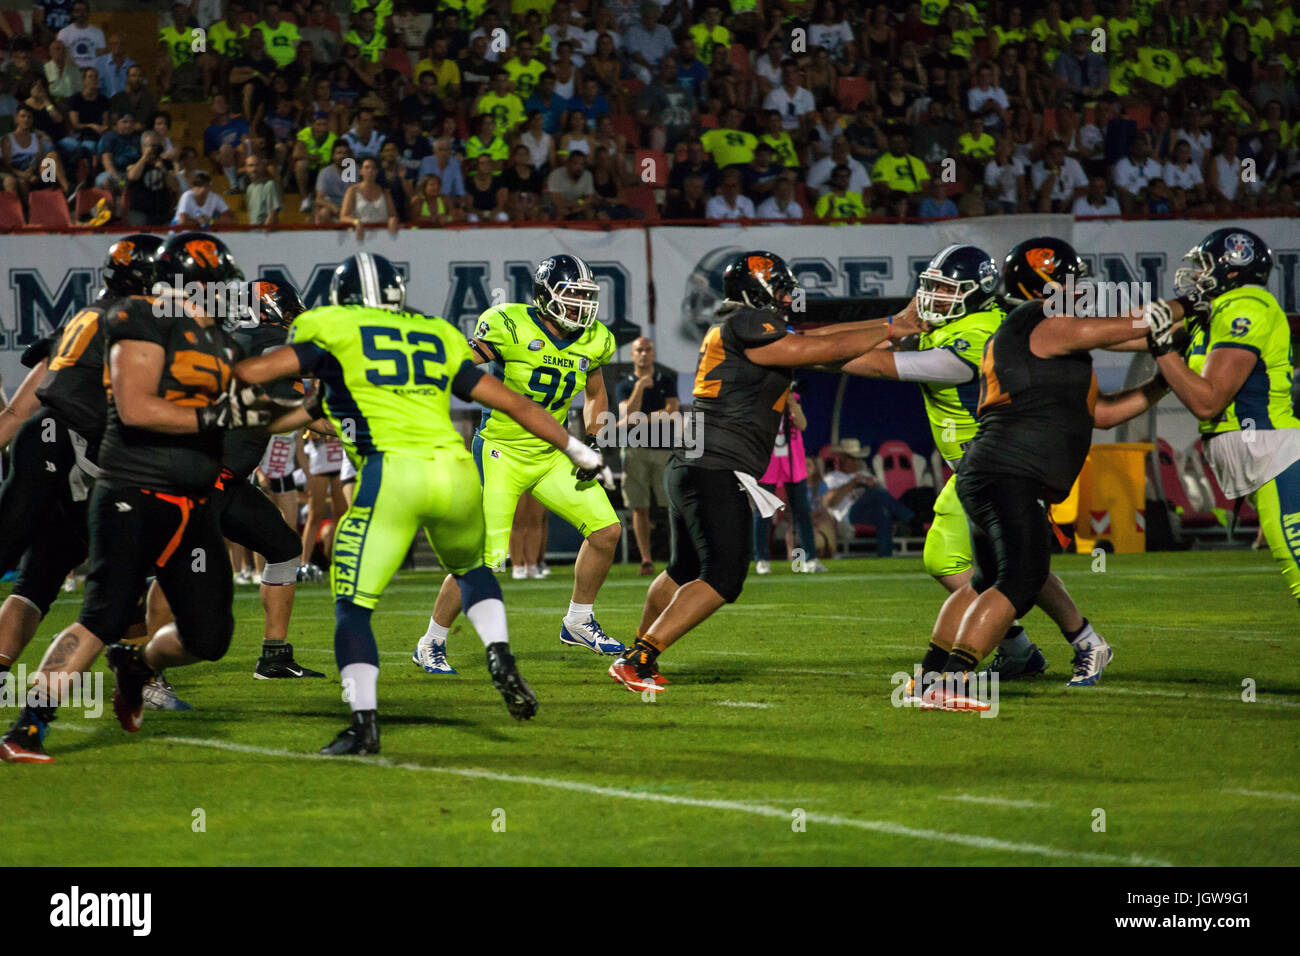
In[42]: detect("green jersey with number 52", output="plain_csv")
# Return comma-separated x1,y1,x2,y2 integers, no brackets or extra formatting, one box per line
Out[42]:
473,302,615,454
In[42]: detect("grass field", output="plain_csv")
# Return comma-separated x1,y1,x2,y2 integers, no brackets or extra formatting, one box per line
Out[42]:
1,550,1296,866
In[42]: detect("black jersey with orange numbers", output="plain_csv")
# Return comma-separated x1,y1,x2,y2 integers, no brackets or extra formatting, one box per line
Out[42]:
961,300,1099,503
221,321,304,481
34,300,113,448
688,303,793,476
97,296,241,495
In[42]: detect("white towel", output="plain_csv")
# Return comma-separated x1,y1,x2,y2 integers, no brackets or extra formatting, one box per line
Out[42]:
734,471,785,519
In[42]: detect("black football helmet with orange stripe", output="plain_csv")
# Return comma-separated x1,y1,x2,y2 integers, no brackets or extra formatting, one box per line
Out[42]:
722,250,798,310
156,231,243,287
101,233,164,298
1002,237,1087,301
248,279,305,329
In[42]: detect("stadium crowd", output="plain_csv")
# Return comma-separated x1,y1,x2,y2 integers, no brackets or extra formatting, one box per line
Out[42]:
0,0,1297,226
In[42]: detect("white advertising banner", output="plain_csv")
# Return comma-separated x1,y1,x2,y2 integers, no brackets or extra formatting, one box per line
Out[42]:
0,227,648,389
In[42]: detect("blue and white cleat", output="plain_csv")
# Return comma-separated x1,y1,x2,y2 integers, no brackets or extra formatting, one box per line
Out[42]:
412,640,458,674
1066,638,1113,687
559,616,626,656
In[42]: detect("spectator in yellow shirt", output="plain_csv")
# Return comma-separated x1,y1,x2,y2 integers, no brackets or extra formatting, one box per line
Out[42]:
815,165,868,220
760,109,800,169
871,132,929,197
701,106,758,168
344,8,387,63
413,37,461,103
475,70,526,133
1184,36,1225,78
1107,0,1140,48
1136,23,1184,90
689,6,731,67
257,2,301,69
504,38,547,101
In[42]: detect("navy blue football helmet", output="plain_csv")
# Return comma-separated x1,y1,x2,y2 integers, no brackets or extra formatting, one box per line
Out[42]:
331,252,406,311
534,253,600,331
915,244,999,326
1175,227,1273,306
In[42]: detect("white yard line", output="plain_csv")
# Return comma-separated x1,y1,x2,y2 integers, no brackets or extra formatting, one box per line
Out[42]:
59,727,1172,866
1093,686,1300,709
712,700,773,709
939,793,1052,809
1222,788,1300,803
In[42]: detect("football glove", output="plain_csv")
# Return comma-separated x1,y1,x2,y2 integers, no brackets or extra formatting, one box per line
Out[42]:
196,382,274,431
567,434,603,478
1144,299,1180,357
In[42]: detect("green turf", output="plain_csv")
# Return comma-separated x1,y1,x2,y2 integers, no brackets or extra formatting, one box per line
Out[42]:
1,550,1296,866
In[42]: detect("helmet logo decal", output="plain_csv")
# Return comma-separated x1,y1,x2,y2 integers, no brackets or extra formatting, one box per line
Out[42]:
185,239,221,269
977,258,998,292
109,241,135,266
747,255,775,284
1223,233,1255,267
1025,247,1057,276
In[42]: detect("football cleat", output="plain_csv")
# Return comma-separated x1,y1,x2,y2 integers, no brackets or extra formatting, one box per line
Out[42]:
412,640,457,675
0,714,54,763
802,558,829,573
639,560,655,576
255,644,326,679
1066,638,1113,687
511,564,528,580
143,671,193,710
536,561,551,578
485,643,539,720
755,559,771,575
559,615,625,656
609,656,664,694
981,643,1048,681
296,563,325,582
320,710,380,755
918,673,990,713
233,568,254,585
106,643,155,732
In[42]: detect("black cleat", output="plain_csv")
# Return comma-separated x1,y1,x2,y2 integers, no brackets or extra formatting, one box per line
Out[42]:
486,643,538,720
0,713,54,763
143,670,194,710
255,644,326,679
320,709,380,755
106,643,155,732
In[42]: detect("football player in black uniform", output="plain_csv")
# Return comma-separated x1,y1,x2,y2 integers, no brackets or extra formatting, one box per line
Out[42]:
0,235,161,688
1,232,281,761
923,237,1174,707
609,251,920,694
146,279,324,681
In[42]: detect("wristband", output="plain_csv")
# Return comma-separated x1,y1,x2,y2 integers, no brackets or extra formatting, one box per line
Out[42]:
1172,295,1197,317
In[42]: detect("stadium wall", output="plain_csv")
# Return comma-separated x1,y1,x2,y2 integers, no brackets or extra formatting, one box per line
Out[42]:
3,217,1296,457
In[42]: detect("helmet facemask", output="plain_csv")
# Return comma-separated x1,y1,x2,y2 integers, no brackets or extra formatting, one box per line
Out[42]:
1173,246,1217,306
916,270,973,327
542,277,600,331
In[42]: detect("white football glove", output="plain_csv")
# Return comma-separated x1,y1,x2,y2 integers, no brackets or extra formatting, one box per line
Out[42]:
565,435,603,473
1143,299,1179,357
198,382,274,430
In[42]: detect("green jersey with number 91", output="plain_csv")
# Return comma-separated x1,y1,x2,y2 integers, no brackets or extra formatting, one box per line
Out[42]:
474,302,615,454
288,304,482,461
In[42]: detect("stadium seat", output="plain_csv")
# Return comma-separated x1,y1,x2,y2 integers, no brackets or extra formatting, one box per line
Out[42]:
635,149,669,188
612,114,638,147
728,44,751,74
0,191,26,229
625,186,660,221
792,182,812,215
74,187,113,221
872,440,921,499
325,13,341,33
699,113,718,129
27,190,73,228
383,48,412,79
1154,439,1217,528
620,78,645,101
1128,105,1152,129
2,11,25,36
836,76,871,112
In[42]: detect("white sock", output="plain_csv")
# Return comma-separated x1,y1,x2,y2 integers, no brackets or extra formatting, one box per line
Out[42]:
1069,622,1100,649
421,616,449,646
1001,625,1031,655
466,597,508,648
339,662,379,712
565,601,593,622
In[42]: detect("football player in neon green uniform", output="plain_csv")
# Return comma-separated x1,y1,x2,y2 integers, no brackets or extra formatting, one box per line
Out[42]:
1153,228,1300,607
845,244,1108,680
236,253,603,755
417,254,625,673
